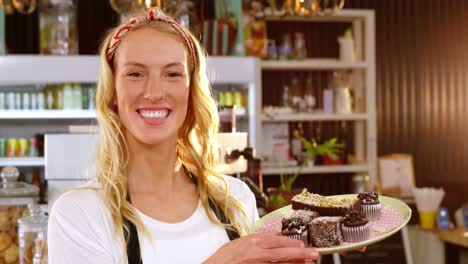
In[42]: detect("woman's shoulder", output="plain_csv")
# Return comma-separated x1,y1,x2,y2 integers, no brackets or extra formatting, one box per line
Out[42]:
223,175,251,197
222,176,257,207
49,178,108,219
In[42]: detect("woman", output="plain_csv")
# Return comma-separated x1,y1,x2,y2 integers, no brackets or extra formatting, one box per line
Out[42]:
48,7,319,264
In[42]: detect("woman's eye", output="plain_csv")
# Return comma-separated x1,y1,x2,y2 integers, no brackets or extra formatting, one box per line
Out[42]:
166,72,183,78
127,72,143,78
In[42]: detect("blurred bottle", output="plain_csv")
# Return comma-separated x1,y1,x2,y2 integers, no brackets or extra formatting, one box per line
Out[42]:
224,87,233,107
63,83,73,109
88,86,96,110
304,74,316,112
279,34,292,60
72,83,82,109
291,122,305,163
39,0,78,55
293,32,307,60
290,76,302,112
281,85,290,108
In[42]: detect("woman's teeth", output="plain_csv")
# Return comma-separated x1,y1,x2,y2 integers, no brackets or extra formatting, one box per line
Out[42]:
139,110,169,119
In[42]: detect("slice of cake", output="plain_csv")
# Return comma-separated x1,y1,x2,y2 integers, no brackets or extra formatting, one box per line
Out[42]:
309,216,344,247
291,189,361,216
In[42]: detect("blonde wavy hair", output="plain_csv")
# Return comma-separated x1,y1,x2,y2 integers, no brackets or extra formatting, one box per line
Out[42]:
95,11,251,253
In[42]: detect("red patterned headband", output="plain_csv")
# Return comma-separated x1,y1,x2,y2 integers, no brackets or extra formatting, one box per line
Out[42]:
107,7,197,66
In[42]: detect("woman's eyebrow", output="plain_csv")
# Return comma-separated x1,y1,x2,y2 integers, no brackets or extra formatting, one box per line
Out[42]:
162,62,184,69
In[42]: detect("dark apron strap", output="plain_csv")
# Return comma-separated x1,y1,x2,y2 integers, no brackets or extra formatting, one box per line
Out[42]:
124,169,240,264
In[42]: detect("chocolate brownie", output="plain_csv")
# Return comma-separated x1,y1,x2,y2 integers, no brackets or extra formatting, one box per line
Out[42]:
309,217,343,247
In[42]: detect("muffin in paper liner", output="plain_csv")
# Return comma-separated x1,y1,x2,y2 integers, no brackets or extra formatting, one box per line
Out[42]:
341,222,370,243
358,192,382,221
362,203,382,221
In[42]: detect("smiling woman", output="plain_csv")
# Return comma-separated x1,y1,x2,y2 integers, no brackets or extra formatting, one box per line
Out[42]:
47,7,319,264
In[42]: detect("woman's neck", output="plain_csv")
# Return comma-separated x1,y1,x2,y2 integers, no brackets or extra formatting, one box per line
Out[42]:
125,134,192,198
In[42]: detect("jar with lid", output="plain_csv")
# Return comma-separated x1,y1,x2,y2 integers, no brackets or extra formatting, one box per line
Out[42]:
39,0,78,55
18,204,48,264
0,167,39,264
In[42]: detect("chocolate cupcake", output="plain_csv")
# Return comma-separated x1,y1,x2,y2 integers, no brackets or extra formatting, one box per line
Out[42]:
281,216,309,246
357,192,381,220
341,209,370,243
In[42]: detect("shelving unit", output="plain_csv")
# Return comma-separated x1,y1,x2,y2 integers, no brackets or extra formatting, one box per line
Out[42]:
261,59,368,70
0,157,45,167
0,110,97,119
257,9,377,188
262,164,369,175
261,112,369,122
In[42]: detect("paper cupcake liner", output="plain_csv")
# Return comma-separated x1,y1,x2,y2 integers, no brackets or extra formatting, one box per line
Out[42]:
285,231,308,246
341,223,370,243
362,203,382,221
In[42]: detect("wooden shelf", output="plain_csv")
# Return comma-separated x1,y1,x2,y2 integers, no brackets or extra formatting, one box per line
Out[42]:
265,10,371,23
0,110,97,119
0,157,45,167
261,59,368,70
261,112,368,122
262,164,369,175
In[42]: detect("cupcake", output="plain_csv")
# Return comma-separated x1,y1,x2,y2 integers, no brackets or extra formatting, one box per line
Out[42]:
357,192,381,220
281,213,312,246
341,209,370,243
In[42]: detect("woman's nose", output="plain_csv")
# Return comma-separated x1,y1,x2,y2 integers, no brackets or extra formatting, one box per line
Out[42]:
143,76,165,102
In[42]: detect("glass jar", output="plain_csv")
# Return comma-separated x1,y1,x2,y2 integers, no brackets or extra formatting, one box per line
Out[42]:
19,204,48,264
0,167,39,264
293,32,307,60
39,0,78,55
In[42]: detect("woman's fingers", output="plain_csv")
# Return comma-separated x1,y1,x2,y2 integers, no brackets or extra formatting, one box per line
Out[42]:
339,246,367,256
258,234,306,249
260,247,320,262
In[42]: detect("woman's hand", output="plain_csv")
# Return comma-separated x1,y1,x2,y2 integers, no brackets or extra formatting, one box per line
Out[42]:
204,232,319,264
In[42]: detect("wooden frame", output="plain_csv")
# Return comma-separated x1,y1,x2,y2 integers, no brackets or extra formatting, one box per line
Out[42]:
377,154,416,198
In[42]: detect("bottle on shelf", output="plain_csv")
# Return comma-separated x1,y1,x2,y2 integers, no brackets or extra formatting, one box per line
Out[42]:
303,74,316,112
293,32,307,60
224,87,233,107
290,76,302,112
0,93,4,110
63,83,73,110
279,34,293,60
72,83,82,109
281,84,290,108
291,122,305,163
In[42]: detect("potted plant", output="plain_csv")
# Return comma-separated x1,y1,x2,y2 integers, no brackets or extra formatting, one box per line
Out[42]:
298,135,344,166
265,134,344,212
266,162,305,212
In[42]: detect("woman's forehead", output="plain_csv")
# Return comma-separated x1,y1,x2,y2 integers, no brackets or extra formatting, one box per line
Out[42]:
114,27,188,67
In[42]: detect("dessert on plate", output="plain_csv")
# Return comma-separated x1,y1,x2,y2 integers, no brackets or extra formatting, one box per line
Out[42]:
291,189,361,216
309,216,344,247
341,209,370,243
357,192,381,220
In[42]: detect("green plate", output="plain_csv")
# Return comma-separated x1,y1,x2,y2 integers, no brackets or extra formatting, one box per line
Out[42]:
251,194,412,255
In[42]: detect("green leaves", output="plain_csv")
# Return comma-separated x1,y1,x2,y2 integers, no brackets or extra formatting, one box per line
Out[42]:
268,194,288,206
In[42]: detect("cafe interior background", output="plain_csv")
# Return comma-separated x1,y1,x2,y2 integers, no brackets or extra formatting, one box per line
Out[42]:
0,0,467,263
